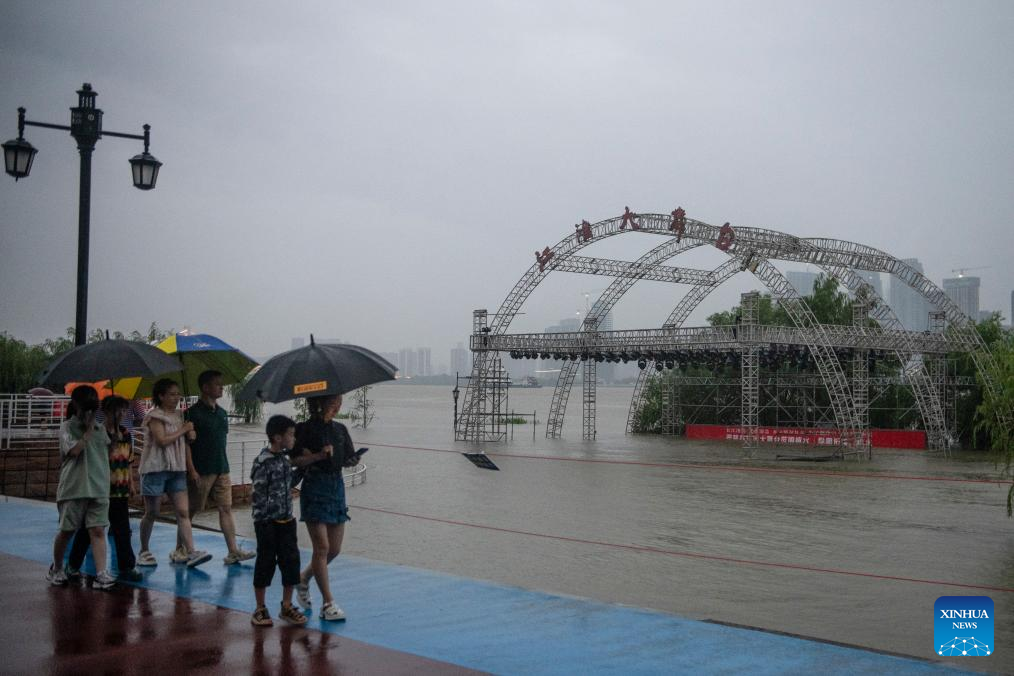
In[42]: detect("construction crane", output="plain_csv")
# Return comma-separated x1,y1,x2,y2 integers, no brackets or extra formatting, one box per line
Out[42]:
951,266,991,278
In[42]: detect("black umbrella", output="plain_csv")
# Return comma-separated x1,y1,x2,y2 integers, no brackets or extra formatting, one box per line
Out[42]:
37,338,184,388
236,336,397,403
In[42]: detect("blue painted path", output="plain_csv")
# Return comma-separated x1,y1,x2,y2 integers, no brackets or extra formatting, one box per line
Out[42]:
1,497,970,675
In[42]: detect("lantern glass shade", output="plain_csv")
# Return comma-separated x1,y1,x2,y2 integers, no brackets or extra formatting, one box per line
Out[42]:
129,151,161,190
3,137,37,180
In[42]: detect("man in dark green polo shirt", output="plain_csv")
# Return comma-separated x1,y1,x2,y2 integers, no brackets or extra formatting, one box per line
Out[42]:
181,370,255,565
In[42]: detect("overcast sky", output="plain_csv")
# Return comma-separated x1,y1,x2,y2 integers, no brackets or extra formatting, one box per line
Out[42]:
2,1,1012,367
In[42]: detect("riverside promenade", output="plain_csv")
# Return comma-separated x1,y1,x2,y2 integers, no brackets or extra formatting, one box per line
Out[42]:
0,495,974,675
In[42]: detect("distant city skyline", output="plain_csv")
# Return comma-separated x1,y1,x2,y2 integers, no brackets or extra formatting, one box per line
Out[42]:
943,276,980,322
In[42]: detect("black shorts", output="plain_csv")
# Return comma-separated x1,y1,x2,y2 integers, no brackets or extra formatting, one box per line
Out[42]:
253,519,300,589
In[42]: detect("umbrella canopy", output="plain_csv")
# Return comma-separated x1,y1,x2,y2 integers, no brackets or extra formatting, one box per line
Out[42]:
127,332,259,398
37,339,182,388
65,380,119,399
236,339,396,403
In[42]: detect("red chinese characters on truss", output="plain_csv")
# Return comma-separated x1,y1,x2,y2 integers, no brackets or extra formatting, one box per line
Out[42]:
715,222,735,251
574,220,593,243
669,207,686,241
620,206,640,230
535,246,555,272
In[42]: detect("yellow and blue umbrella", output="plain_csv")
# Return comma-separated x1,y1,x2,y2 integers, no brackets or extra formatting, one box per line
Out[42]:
125,333,259,398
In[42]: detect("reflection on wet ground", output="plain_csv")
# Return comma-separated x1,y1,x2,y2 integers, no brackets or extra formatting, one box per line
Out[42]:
3,551,479,675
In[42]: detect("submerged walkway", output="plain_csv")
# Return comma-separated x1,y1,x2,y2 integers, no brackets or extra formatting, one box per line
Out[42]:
0,497,969,675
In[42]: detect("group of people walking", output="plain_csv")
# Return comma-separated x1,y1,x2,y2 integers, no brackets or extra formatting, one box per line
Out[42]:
47,369,358,626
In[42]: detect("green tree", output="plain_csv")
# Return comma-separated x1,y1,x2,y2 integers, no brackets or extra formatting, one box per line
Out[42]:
706,275,852,328
227,374,264,425
638,275,883,432
0,323,175,394
0,332,71,393
972,320,1014,514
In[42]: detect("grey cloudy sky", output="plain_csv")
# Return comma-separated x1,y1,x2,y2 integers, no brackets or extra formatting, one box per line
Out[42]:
2,1,1012,366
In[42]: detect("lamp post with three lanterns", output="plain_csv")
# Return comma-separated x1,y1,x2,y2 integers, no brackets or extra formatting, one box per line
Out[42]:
3,83,162,345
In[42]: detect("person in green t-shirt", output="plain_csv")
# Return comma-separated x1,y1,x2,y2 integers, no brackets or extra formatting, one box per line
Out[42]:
181,370,255,565
48,385,116,590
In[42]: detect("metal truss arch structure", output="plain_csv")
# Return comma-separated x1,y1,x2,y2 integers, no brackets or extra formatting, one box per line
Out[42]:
456,208,1010,449
545,237,707,439
623,254,866,444
457,214,634,441
625,247,950,450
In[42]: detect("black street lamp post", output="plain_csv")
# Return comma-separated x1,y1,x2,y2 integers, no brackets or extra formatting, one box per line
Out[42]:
3,83,162,345
452,373,460,428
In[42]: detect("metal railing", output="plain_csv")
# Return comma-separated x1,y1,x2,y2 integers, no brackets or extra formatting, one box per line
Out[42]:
0,394,68,450
129,430,366,487
1,393,367,496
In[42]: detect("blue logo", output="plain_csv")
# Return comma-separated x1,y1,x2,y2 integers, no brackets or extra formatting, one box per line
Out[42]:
935,596,993,657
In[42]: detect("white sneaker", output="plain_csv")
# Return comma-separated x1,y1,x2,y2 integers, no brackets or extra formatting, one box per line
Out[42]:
319,602,346,622
94,570,116,591
223,548,256,565
295,581,312,610
46,564,68,586
187,550,212,568
169,546,189,564
137,550,157,567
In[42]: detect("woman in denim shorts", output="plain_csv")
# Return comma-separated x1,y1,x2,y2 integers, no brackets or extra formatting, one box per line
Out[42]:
290,394,358,621
136,379,211,568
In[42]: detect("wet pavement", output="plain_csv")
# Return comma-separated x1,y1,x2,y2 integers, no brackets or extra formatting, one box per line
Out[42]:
0,499,974,674
0,548,480,675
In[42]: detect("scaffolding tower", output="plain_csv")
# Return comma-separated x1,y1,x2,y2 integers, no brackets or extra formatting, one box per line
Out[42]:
582,316,598,440
740,292,760,453
852,291,871,457
457,310,511,442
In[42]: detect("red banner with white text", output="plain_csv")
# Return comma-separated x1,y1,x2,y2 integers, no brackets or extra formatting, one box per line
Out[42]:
684,425,926,450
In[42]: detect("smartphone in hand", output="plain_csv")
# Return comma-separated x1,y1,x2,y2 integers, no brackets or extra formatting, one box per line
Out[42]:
356,447,369,457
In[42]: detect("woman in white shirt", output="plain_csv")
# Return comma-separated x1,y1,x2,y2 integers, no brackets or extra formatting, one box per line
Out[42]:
136,378,211,568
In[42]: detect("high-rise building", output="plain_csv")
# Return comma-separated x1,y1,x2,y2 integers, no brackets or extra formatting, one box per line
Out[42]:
943,276,980,321
395,347,433,377
418,347,432,377
398,348,413,377
450,342,470,376
786,270,819,296
545,317,582,333
890,258,931,331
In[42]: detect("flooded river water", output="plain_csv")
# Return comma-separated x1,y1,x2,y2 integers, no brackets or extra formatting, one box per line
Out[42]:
215,384,1013,671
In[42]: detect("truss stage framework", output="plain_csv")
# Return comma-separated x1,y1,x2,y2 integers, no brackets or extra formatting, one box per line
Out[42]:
454,208,1010,454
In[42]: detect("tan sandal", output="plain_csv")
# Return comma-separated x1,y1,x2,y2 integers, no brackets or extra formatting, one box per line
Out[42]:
279,603,307,625
251,606,273,627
